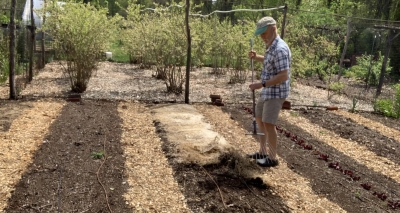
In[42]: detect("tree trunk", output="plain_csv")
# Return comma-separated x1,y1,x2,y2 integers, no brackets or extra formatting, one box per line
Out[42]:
9,0,17,99
280,4,288,39
185,0,191,104
376,31,392,97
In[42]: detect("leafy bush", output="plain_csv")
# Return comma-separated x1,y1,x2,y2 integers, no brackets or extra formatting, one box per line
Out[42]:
346,52,391,86
374,99,394,117
123,2,253,93
329,81,345,94
0,14,9,24
285,11,340,80
41,1,121,92
373,84,400,118
0,38,9,83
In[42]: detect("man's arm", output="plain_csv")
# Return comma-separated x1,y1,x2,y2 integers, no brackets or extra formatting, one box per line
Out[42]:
263,70,289,87
249,70,289,90
249,51,264,63
252,54,264,63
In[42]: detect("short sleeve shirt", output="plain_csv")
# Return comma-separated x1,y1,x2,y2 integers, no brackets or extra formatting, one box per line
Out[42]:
260,36,291,100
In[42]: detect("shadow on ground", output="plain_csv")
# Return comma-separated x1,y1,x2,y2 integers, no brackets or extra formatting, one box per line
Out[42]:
4,100,132,212
222,104,400,213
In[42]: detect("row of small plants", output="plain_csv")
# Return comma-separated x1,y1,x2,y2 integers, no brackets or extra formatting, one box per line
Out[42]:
241,105,400,209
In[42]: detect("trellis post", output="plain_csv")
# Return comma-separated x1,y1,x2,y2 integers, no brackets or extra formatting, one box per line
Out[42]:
185,0,191,104
280,4,287,39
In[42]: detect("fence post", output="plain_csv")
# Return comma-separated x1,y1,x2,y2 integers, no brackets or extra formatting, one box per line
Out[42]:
28,0,35,82
9,0,17,99
185,0,191,104
280,4,287,39
338,17,351,80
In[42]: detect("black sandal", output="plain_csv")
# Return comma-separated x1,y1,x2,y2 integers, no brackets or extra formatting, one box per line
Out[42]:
246,152,268,159
256,157,279,167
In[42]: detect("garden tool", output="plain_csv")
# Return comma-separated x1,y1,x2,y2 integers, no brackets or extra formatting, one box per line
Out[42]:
246,38,264,136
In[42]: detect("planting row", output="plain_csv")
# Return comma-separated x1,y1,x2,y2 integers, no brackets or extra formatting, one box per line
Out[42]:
240,106,400,209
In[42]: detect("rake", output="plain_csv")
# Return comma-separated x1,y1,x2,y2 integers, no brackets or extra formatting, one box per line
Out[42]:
246,38,264,136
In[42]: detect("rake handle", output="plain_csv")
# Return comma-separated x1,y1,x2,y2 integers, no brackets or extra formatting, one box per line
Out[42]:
250,38,257,134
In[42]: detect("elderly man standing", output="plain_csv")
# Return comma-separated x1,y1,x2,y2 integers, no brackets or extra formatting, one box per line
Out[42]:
247,16,291,167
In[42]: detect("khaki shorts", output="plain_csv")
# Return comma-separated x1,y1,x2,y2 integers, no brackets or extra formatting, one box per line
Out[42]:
255,98,286,125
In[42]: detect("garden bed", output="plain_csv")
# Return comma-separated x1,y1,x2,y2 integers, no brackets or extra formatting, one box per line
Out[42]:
0,62,399,212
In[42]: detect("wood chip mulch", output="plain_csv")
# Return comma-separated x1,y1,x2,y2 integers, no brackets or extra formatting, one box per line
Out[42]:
118,102,190,212
280,110,400,184
333,110,400,142
0,100,63,211
194,104,345,213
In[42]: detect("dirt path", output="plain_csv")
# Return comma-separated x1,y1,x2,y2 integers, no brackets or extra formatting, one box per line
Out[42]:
118,102,189,212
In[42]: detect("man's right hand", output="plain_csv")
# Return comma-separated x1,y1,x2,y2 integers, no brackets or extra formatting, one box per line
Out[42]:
248,51,257,59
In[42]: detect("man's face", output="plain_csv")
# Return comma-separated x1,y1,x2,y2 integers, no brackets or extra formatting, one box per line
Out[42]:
260,25,274,44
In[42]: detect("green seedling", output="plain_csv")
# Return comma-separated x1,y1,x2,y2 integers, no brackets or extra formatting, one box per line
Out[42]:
319,131,327,135
91,151,105,159
351,97,358,113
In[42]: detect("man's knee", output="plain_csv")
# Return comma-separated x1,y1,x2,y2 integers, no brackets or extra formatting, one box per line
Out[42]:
263,122,275,130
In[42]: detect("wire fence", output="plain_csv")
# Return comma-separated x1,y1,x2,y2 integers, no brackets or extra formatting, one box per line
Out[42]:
1,3,400,108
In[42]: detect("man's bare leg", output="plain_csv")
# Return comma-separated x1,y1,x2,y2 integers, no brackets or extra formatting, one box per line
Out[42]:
256,117,269,156
263,122,277,160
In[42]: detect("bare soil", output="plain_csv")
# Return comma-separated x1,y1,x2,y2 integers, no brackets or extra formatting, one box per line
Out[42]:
0,62,399,212
4,101,132,213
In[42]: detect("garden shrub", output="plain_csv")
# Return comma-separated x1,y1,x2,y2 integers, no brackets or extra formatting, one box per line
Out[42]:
374,99,394,117
373,83,400,118
41,0,120,92
329,81,345,94
346,52,391,86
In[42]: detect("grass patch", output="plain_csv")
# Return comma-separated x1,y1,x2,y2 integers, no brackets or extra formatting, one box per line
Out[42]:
108,40,130,63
